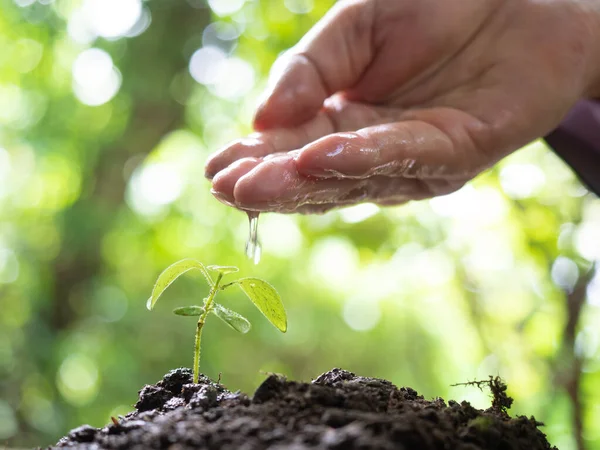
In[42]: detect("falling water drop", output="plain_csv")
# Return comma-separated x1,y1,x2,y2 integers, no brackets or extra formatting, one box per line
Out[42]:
245,211,261,264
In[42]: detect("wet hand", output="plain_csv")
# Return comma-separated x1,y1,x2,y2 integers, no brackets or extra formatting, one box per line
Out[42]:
206,0,600,214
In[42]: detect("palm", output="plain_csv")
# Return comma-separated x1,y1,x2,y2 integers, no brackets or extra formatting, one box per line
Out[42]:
206,0,596,214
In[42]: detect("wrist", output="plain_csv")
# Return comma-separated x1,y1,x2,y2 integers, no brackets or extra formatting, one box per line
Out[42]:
588,50,600,100
590,74,600,100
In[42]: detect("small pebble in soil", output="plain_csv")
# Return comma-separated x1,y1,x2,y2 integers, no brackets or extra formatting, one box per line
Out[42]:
189,385,218,409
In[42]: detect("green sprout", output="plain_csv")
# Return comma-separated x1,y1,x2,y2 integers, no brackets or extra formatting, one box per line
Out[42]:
146,259,287,383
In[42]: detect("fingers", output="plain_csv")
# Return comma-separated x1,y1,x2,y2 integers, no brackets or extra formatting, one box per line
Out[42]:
253,1,375,131
211,157,261,205
204,115,332,179
295,109,491,180
210,108,487,213
231,155,365,213
205,99,391,179
211,151,460,214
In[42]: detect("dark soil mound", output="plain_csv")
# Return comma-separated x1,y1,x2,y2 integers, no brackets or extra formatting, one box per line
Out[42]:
48,368,556,450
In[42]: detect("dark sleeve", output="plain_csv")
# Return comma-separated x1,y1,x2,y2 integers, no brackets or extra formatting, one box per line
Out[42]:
544,99,600,196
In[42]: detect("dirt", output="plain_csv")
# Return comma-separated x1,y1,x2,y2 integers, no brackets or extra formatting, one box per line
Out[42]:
46,368,556,450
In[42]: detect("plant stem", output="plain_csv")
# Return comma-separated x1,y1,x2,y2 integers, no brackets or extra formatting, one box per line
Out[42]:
193,272,223,384
192,320,203,384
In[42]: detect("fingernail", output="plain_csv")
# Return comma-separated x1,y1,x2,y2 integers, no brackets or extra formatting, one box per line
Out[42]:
253,84,298,131
204,152,224,180
210,189,236,207
253,91,273,131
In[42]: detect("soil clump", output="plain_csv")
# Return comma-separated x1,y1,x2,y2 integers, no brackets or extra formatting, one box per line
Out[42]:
48,368,556,450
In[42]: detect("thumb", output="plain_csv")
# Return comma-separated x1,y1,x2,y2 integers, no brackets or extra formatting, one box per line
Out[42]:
253,1,375,131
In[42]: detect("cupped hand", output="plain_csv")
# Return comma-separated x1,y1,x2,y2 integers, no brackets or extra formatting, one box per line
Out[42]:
205,0,600,214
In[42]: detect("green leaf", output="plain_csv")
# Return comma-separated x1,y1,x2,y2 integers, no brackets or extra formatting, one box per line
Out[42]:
207,265,239,275
235,278,287,332
147,259,213,311
173,306,204,316
212,303,251,333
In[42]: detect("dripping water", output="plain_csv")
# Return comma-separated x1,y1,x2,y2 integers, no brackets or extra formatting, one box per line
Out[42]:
245,211,261,264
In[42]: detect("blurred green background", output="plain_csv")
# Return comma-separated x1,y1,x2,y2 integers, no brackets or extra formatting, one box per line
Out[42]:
1,0,600,448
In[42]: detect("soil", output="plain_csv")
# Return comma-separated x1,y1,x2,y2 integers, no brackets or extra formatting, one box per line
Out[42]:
46,368,556,450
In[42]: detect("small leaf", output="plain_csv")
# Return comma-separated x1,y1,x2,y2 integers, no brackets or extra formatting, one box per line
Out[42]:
173,306,205,316
235,278,287,332
207,265,239,275
148,259,213,311
212,303,251,333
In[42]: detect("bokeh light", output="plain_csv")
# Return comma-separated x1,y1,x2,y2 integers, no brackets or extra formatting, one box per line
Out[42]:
127,162,185,216
189,46,227,85
189,46,255,99
82,0,142,39
208,0,246,17
551,256,579,293
500,163,547,199
57,354,100,407
72,48,121,106
284,0,314,14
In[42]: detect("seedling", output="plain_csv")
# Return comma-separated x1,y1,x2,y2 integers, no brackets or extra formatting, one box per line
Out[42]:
146,259,287,383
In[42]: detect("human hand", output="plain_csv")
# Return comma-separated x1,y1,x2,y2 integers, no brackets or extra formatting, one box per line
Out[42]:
205,0,600,214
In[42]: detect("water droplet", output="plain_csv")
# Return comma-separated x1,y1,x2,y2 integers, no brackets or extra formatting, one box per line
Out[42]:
245,211,261,265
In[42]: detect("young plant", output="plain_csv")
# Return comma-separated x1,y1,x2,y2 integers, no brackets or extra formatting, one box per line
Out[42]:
146,259,287,383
